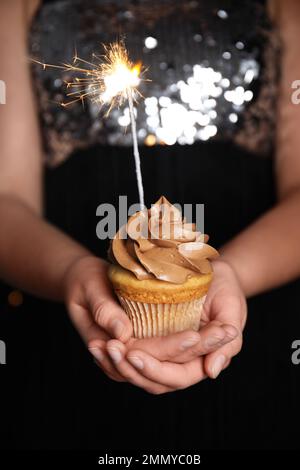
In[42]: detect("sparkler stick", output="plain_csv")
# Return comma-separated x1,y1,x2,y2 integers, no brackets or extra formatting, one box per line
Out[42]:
127,90,145,209
32,41,146,209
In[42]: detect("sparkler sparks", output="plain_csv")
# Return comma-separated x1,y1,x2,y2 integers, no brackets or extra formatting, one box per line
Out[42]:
32,41,145,209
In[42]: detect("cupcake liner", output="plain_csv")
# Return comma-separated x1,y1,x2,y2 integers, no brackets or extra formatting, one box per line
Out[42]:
117,294,206,338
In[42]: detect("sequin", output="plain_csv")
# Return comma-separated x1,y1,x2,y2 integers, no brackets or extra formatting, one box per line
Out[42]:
144,36,158,49
229,113,238,123
222,52,232,60
236,41,245,50
30,0,280,166
217,9,228,19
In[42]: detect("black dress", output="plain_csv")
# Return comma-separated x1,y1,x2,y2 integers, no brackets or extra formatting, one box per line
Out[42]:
1,0,300,450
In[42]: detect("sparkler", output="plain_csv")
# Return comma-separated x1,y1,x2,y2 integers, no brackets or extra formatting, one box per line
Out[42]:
33,41,145,209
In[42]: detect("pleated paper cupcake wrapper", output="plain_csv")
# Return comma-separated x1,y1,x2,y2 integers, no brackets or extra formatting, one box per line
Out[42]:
117,295,206,338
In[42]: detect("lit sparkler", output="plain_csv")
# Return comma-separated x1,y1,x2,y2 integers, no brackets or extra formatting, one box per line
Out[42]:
33,41,145,209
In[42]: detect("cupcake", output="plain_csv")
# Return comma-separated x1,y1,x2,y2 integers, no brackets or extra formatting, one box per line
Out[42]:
108,196,219,338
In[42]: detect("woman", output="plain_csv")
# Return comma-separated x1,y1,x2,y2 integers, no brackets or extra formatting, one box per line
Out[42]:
0,0,300,450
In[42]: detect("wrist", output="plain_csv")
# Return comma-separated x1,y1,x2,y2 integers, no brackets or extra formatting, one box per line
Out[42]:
212,257,245,293
212,258,234,276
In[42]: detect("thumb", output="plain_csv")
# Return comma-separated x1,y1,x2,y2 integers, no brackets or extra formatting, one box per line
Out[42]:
88,288,133,341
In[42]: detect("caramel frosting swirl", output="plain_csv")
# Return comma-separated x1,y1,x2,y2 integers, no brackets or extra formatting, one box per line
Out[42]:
109,196,219,284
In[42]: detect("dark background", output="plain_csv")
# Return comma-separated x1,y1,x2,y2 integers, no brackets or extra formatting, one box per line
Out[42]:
1,0,300,452
0,142,300,451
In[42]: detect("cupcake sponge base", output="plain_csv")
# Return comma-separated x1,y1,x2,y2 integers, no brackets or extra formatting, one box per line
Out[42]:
118,295,206,338
108,265,211,303
108,265,212,338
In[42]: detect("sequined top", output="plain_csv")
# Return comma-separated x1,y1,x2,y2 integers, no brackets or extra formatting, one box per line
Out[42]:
30,0,280,167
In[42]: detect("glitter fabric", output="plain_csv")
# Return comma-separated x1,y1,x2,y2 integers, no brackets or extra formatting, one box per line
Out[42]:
30,0,280,167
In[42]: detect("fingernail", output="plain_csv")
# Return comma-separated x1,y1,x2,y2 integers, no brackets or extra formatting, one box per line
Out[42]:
107,347,122,364
205,336,224,348
128,356,144,370
89,347,104,363
112,319,125,339
180,337,199,351
211,355,226,379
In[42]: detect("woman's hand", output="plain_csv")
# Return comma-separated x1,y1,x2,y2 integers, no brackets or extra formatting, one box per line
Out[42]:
103,259,247,394
201,259,247,375
64,256,246,392
64,255,134,382
64,255,224,385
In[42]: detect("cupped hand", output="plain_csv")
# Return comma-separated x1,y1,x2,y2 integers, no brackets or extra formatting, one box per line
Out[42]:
200,259,247,377
64,255,133,382
65,256,246,394
104,259,247,394
64,255,226,385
